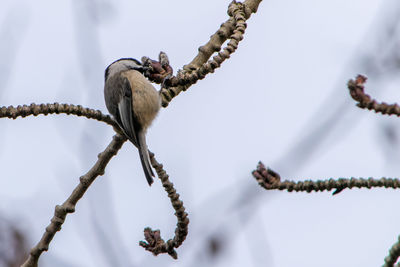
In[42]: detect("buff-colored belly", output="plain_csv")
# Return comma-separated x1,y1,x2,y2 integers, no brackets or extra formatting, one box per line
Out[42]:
122,70,161,129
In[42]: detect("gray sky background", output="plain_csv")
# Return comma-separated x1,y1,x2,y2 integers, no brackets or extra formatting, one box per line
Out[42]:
1,0,400,266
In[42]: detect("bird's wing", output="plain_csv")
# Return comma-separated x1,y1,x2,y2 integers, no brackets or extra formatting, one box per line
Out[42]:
117,76,154,185
117,77,138,146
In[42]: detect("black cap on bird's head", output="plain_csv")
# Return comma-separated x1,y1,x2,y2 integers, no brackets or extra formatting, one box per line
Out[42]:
104,58,144,81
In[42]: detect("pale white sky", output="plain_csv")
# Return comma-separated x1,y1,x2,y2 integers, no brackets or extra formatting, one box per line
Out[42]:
1,0,400,266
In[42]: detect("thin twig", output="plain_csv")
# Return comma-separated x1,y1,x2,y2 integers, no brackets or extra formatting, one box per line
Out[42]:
252,162,400,195
139,152,189,259
348,75,400,116
21,134,127,267
383,235,400,267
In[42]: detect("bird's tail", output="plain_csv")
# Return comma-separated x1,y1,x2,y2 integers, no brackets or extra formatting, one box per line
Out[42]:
137,131,154,186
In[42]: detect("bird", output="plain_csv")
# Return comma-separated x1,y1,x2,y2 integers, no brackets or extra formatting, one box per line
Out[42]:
104,58,161,185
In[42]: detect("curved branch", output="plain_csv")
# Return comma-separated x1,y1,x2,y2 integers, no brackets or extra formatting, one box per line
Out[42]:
10,1,263,263
348,75,400,116
252,162,400,195
0,102,119,129
139,152,189,259
145,0,263,107
182,0,260,71
21,134,127,267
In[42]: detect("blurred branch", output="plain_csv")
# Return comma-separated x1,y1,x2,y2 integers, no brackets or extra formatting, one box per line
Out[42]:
0,101,191,262
0,0,266,265
384,235,400,267
173,2,400,266
253,162,400,195
71,1,133,264
139,152,189,259
21,134,127,267
142,0,262,107
0,217,28,267
253,75,400,195
272,2,400,182
348,74,400,117
0,103,190,260
362,3,400,78
0,5,30,100
347,74,400,266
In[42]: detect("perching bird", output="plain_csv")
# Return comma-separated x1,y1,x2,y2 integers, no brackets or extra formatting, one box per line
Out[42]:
104,58,161,185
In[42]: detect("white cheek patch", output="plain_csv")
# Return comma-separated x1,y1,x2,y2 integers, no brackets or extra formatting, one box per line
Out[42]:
106,59,142,80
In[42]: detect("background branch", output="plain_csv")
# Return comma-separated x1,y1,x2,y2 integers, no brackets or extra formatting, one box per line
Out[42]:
1,101,191,262
253,162,400,195
21,134,127,267
347,75,400,267
6,1,264,263
348,75,400,117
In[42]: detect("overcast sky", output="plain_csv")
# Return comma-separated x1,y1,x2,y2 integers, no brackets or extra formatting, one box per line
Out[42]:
1,0,400,266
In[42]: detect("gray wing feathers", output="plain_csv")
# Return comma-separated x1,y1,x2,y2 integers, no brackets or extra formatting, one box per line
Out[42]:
118,97,138,146
117,77,154,185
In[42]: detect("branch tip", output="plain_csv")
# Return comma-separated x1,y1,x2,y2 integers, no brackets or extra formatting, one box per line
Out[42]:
253,162,281,189
138,153,189,259
347,74,400,117
253,163,400,194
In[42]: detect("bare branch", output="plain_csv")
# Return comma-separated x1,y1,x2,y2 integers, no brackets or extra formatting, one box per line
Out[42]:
252,162,400,195
21,134,127,267
0,102,118,128
139,152,189,259
142,0,263,107
182,0,260,72
348,75,400,116
6,1,266,264
384,235,400,267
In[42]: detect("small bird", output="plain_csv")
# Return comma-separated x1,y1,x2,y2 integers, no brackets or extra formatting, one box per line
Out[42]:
104,58,161,185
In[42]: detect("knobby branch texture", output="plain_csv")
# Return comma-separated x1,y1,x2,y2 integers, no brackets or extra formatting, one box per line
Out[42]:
138,152,189,259
348,74,400,266
348,74,400,117
0,102,118,128
0,0,265,265
253,75,400,266
21,134,127,267
143,0,262,107
252,162,400,195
